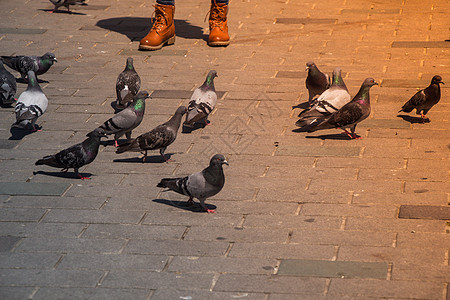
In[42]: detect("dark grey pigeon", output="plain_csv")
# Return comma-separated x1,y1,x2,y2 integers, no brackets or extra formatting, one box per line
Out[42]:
0,60,17,106
308,78,378,139
399,75,444,123
305,61,331,106
183,70,218,129
35,129,107,179
1,52,57,81
49,0,86,13
115,57,141,111
157,154,228,213
116,106,187,162
297,67,350,127
12,71,48,131
89,91,150,147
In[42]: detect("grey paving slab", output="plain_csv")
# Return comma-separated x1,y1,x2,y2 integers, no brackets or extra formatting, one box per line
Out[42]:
391,41,450,48
82,223,185,240
150,289,264,300
42,209,145,224
0,182,70,196
0,287,35,300
398,205,450,220
0,222,84,238
33,288,152,300
0,28,47,34
15,238,125,254
1,195,106,209
0,236,21,253
0,253,61,269
275,18,336,24
0,269,103,287
278,259,388,279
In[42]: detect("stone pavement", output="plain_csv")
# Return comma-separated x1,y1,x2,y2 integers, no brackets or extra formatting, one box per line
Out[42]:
0,0,449,299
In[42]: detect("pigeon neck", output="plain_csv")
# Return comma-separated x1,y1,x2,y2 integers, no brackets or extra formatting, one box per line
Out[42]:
27,75,41,91
203,164,224,186
132,98,145,111
126,62,134,71
355,86,371,104
82,135,101,152
202,76,215,90
167,111,184,128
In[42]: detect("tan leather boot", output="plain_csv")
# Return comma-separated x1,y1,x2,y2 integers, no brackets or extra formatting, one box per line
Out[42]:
208,2,230,46
139,4,175,51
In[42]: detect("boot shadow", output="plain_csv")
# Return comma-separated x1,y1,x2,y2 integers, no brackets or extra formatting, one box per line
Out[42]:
95,17,207,42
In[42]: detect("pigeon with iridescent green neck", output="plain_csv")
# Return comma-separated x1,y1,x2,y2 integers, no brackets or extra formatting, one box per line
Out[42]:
307,78,378,139
35,129,107,180
1,52,57,82
115,57,141,111
12,71,48,131
89,91,150,147
305,61,330,106
296,67,350,127
183,70,218,129
0,60,17,106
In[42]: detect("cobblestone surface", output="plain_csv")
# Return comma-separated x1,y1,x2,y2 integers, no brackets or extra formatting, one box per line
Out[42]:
0,0,449,299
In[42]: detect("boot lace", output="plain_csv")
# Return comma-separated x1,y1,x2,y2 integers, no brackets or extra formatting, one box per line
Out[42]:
151,5,168,31
206,2,226,28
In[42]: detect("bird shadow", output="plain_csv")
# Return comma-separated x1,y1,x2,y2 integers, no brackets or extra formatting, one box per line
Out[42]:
181,122,208,134
305,133,353,140
9,127,38,140
397,114,430,124
39,9,87,15
0,101,15,108
33,170,94,179
95,17,208,42
292,101,310,110
113,153,174,163
152,198,216,213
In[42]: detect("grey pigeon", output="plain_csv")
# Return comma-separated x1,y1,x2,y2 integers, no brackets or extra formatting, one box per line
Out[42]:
35,129,107,179
116,106,187,162
12,71,48,131
399,75,444,123
157,154,228,213
89,91,150,147
307,78,378,139
183,70,218,129
296,67,350,127
0,60,17,106
1,52,57,81
115,57,141,111
49,0,86,13
305,61,331,106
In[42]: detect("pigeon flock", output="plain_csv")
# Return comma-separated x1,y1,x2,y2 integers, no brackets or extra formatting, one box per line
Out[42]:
0,52,445,212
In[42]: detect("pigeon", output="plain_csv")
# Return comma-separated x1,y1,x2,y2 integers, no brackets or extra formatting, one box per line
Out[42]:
115,57,141,111
1,52,57,82
11,71,48,131
116,106,187,162
157,154,228,213
49,0,86,13
305,61,331,106
183,70,218,129
35,129,107,179
398,75,444,123
89,91,150,147
307,78,378,139
0,60,17,106
296,67,351,127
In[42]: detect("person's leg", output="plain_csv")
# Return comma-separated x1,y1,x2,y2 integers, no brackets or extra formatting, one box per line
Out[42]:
208,0,230,46
139,1,176,50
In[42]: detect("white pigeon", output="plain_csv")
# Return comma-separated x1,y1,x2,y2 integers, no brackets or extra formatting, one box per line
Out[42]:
12,71,48,131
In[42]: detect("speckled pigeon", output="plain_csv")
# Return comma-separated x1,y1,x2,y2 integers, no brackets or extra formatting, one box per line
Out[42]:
1,52,57,81
307,78,378,139
399,75,444,123
183,70,218,129
115,57,141,111
297,67,350,127
49,0,86,13
35,129,107,179
0,60,17,106
305,61,331,106
89,91,150,147
157,154,228,213
116,106,187,162
11,71,48,131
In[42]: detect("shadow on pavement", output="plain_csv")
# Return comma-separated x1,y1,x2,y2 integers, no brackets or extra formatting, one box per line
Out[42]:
397,114,430,124
305,133,353,140
153,198,216,213
9,127,37,140
96,17,207,42
33,170,94,179
113,153,174,163
38,9,87,15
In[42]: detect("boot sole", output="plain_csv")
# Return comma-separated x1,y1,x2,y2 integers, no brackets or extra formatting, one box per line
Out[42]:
139,35,175,51
208,40,230,47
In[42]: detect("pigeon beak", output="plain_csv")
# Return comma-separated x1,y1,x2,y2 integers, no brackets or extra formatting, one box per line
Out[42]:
223,160,229,166
440,81,445,85
305,66,309,71
374,81,379,85
53,58,58,62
